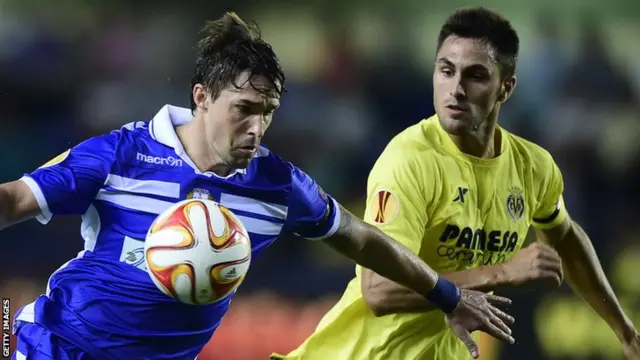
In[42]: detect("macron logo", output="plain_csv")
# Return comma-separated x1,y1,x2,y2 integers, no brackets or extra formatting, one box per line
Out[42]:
136,153,183,167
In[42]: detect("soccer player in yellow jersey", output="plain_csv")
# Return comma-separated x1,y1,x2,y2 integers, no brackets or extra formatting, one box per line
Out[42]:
274,7,640,360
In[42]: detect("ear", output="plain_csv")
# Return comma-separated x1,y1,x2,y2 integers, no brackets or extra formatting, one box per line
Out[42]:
192,84,209,110
498,76,517,103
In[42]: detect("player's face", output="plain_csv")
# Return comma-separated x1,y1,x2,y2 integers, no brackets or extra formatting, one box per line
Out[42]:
203,72,280,169
433,36,515,135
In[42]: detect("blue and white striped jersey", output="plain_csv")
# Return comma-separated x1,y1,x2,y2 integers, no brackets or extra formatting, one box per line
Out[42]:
13,105,341,360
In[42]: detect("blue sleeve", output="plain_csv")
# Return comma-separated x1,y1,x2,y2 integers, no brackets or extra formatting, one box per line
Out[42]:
286,165,341,240
20,132,118,224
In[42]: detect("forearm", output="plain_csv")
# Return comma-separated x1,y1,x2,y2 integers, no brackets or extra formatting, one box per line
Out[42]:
364,265,507,315
324,207,439,299
556,221,635,341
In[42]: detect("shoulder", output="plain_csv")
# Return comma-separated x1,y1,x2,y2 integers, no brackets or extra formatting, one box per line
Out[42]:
116,121,154,147
109,121,179,162
81,121,151,151
372,118,442,184
502,129,562,204
503,129,556,171
246,145,297,185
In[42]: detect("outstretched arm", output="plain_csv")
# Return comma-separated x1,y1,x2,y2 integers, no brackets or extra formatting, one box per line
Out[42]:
322,204,443,304
321,203,515,359
361,263,510,316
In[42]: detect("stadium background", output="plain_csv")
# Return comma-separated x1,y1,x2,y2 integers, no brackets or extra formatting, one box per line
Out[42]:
1,0,640,359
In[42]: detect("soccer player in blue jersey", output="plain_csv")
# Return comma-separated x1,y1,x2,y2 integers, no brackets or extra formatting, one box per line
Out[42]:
1,12,515,360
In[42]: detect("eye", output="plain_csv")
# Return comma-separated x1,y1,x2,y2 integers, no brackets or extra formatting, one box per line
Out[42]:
236,104,251,114
469,72,489,81
441,68,454,77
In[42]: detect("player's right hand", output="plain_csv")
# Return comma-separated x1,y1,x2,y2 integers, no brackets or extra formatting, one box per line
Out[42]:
501,242,563,288
445,290,515,359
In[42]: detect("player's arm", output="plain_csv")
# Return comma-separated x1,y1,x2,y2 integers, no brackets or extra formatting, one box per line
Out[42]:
533,161,639,350
362,228,561,315
363,264,510,315
0,133,117,231
285,162,449,305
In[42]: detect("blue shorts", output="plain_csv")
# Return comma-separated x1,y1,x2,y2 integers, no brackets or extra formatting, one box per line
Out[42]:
13,322,95,360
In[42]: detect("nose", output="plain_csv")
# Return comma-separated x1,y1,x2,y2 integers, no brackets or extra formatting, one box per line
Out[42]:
246,115,265,138
450,77,466,100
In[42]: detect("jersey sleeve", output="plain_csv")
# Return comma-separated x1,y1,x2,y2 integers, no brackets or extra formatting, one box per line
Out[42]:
363,152,431,254
20,132,118,224
286,165,341,240
532,155,568,230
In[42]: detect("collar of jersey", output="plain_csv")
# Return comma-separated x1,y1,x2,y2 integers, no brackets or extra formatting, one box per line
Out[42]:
432,115,510,167
148,104,247,178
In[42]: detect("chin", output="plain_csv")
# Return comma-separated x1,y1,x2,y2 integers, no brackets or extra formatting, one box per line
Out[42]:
230,157,253,169
439,116,474,136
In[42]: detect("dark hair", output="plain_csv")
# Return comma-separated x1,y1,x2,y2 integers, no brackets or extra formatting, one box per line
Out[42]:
190,12,285,111
437,7,519,78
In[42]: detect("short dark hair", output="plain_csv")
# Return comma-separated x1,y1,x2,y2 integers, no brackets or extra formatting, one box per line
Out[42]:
190,12,285,111
437,7,519,78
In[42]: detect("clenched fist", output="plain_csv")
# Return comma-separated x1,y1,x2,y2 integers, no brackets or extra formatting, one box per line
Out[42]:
501,242,563,288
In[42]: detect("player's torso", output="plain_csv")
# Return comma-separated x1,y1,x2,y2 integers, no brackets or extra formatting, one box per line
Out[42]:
420,147,533,272
287,121,550,360
98,130,290,269
36,127,294,358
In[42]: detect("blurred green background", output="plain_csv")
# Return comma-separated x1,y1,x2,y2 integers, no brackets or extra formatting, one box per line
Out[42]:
1,1,640,359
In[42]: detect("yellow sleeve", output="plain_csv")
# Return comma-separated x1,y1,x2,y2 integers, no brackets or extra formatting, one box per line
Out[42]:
363,150,431,254
532,156,568,230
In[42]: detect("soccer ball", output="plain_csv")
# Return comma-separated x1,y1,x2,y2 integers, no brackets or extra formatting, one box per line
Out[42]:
144,199,252,305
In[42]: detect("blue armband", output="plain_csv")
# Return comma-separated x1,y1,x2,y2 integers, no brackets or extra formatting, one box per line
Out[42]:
426,277,461,313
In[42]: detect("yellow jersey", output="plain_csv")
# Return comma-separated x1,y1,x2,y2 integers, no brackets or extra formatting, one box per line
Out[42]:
273,115,568,360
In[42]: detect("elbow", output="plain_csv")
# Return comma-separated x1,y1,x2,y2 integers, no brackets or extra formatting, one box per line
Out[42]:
0,187,11,231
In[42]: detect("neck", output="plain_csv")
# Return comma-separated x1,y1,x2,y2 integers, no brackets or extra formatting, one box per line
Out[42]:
175,116,232,176
449,111,500,158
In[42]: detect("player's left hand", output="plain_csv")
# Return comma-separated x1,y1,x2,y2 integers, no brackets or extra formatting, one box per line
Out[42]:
622,331,640,360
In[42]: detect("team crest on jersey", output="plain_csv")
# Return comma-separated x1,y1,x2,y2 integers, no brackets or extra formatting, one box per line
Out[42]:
39,149,70,169
506,187,525,221
124,249,146,268
368,189,399,224
187,188,215,201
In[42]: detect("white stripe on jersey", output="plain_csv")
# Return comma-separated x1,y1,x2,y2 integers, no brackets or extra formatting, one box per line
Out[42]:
20,176,53,225
234,215,283,236
219,193,287,220
96,190,284,236
81,205,101,252
96,190,174,214
105,174,180,198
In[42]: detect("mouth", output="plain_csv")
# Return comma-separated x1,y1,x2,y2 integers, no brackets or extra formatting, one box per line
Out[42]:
236,145,258,155
446,104,469,112
445,104,470,118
